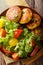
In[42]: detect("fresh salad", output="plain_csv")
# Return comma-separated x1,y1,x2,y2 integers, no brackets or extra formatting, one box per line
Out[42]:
0,6,43,60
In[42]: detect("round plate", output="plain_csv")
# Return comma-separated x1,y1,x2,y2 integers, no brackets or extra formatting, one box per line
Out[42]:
0,6,43,65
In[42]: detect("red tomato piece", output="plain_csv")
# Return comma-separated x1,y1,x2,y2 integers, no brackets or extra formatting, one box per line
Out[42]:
30,40,35,47
1,46,11,55
30,45,39,56
0,29,6,37
12,53,19,60
14,29,23,38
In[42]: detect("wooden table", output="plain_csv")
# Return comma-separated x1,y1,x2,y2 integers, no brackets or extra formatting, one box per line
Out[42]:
0,0,43,65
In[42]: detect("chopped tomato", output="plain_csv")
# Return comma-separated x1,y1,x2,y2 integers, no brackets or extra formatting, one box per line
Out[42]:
30,40,35,47
14,29,23,38
1,46,11,55
12,53,19,60
0,29,6,37
30,45,39,56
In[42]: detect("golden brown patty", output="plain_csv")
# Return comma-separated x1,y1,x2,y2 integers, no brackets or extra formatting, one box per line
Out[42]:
19,8,32,24
6,6,21,21
27,13,41,29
